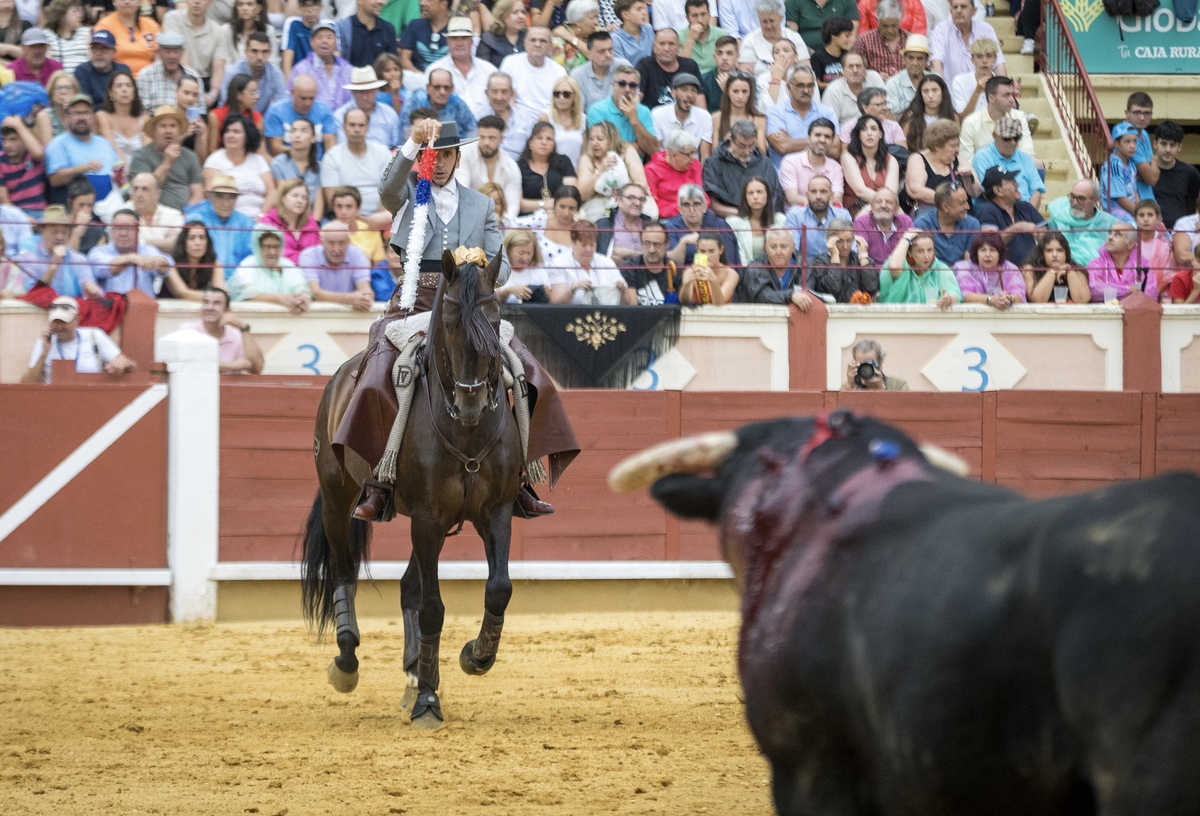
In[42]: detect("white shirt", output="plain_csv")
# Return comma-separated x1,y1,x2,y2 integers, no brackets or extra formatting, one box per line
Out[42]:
455,142,523,223
650,102,715,146
203,151,271,218
739,28,809,77
548,252,625,304
30,328,121,382
400,136,460,223
822,72,887,127
503,264,553,302
138,205,186,248
427,54,494,120
319,140,394,215
929,18,1006,89
499,53,568,120
951,72,988,115
652,0,718,30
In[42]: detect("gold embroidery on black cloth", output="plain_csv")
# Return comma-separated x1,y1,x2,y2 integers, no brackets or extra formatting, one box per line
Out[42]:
566,311,627,350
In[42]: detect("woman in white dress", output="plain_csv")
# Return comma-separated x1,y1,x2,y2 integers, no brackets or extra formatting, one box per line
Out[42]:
497,227,553,303
203,114,275,218
548,219,636,305
539,75,585,167
96,72,148,165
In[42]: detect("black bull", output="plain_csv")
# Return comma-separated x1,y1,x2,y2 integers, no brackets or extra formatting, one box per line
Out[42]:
610,411,1200,816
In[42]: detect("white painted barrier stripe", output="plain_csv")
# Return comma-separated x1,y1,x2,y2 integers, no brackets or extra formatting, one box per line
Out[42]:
0,384,168,544
211,561,735,582
0,568,172,586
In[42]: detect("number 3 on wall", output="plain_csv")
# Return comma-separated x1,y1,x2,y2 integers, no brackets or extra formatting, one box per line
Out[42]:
962,346,989,391
299,344,321,375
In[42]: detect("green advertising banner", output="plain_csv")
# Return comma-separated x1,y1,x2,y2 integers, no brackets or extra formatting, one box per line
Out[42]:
1063,0,1200,73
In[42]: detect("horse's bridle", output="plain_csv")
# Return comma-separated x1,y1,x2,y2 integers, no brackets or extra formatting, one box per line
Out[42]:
436,290,502,420
423,285,509,536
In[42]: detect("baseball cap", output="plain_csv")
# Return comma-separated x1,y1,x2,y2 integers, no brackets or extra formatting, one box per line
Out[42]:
671,72,701,90
48,296,79,323
90,29,117,48
65,93,94,109
994,116,1023,140
981,166,1018,192
311,21,337,38
21,28,50,46
1112,121,1139,139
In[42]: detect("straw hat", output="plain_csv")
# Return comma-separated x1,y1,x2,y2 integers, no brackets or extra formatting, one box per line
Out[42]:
343,66,387,91
143,104,188,138
206,174,239,195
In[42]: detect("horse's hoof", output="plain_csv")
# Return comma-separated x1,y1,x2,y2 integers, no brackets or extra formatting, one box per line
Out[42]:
410,691,444,730
327,660,359,694
459,640,496,676
400,672,419,710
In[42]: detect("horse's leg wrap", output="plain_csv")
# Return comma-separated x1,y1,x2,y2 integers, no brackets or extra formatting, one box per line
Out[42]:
417,633,441,692
333,584,359,648
474,610,504,663
402,607,420,674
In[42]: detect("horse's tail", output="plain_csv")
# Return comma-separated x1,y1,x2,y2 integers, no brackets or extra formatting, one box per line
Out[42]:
300,492,371,638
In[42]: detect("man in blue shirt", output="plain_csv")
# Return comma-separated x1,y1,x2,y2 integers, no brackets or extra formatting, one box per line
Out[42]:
264,75,340,158
220,33,289,115
971,116,1045,210
765,65,837,168
184,175,255,270
397,68,477,141
12,205,96,297
586,63,660,158
86,209,174,297
913,181,981,266
1123,91,1157,205
398,0,449,72
336,0,398,68
73,31,130,111
46,94,120,203
783,175,851,261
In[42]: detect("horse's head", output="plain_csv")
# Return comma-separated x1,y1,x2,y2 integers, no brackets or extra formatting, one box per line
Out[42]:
436,248,503,427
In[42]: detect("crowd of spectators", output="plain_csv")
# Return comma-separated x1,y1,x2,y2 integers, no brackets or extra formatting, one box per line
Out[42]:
2,0,1199,381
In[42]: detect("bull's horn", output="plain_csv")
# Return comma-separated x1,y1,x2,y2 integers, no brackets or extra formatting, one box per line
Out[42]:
608,432,738,493
918,443,970,477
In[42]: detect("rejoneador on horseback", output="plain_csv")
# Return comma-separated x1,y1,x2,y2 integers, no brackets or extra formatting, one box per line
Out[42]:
301,119,579,728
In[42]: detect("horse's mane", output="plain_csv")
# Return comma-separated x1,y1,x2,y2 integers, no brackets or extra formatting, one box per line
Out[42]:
455,262,501,358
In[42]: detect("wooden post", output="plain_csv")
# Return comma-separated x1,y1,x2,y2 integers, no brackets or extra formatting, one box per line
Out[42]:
788,299,827,391
1121,291,1161,393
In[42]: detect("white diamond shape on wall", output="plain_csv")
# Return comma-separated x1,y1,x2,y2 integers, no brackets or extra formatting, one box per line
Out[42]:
631,346,696,391
921,332,1028,392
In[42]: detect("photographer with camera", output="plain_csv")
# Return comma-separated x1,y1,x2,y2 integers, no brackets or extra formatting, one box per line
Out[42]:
844,338,910,391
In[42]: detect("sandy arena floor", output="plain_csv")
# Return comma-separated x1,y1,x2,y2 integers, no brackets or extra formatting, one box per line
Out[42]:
0,611,773,815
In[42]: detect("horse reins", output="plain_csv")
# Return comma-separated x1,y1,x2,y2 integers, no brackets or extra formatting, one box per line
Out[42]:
425,288,508,536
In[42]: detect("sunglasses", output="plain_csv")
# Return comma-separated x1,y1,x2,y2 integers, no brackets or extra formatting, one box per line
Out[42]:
552,90,574,98
997,135,1018,142
615,80,638,89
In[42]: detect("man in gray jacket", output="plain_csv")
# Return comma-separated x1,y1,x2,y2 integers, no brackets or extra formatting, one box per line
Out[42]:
341,120,573,521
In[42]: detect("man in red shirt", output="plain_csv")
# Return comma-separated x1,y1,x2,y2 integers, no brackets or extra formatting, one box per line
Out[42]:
10,29,63,87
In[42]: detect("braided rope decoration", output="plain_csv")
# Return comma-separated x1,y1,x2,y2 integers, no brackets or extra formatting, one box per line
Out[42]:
399,145,439,310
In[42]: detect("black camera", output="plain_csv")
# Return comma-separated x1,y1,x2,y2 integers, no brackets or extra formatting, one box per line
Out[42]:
855,360,879,387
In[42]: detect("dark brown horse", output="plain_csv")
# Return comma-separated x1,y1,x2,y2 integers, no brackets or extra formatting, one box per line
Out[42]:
301,249,522,729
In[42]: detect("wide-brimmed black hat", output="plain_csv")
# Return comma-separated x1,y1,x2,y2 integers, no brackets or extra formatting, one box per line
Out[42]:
422,121,477,150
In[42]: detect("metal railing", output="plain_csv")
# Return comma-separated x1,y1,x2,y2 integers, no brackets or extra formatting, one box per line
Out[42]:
1038,0,1114,180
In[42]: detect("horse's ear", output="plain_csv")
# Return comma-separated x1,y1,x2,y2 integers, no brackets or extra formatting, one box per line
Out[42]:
483,248,502,289
441,249,457,282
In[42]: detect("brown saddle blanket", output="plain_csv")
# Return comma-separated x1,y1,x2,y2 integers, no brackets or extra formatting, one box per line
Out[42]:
331,312,580,488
